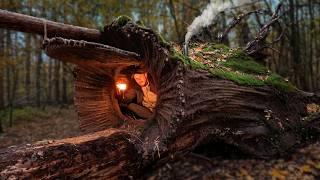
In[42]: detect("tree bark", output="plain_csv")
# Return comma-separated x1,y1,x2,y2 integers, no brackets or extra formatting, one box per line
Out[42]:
0,9,101,42
0,129,143,179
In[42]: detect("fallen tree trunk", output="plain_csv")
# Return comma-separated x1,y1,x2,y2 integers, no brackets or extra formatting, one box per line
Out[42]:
0,115,319,179
0,9,101,42
0,11,320,179
0,129,143,179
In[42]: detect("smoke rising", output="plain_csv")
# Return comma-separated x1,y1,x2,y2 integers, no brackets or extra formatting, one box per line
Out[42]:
185,0,250,44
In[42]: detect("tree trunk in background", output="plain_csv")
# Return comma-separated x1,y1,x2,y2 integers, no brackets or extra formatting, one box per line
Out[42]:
168,0,182,42
289,0,301,87
54,60,60,104
7,32,20,127
316,5,320,91
308,0,315,91
0,29,4,133
0,30,4,109
5,30,14,127
5,30,11,106
62,63,68,104
25,34,31,104
35,47,42,107
220,11,229,45
301,12,309,91
47,58,53,104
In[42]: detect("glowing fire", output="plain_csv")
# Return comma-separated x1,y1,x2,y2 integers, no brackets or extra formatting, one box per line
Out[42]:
116,83,127,91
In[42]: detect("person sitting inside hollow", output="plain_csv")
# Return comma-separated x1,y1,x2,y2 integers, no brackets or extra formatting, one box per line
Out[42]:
116,70,157,119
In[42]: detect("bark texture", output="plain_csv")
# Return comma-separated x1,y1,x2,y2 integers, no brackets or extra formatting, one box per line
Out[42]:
0,129,143,179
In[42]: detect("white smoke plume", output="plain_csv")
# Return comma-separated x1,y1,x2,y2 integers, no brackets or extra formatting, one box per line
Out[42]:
185,0,251,44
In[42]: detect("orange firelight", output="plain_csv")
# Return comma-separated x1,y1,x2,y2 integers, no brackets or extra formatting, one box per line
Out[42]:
115,76,129,98
116,83,127,91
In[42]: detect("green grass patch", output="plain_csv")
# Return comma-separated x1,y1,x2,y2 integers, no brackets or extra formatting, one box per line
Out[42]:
0,106,49,124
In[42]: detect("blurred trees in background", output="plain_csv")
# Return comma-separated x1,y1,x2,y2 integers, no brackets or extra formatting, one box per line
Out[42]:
0,0,319,124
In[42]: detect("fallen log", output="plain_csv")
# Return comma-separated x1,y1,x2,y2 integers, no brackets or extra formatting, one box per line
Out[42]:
0,11,320,179
0,129,143,179
0,9,101,42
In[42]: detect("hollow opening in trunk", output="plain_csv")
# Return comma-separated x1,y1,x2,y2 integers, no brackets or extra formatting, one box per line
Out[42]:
113,65,158,122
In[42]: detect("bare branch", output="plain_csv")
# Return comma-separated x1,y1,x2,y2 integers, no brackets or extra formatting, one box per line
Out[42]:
218,9,266,42
244,2,284,55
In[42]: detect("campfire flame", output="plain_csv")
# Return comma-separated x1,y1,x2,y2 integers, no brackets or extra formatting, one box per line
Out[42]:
116,83,127,91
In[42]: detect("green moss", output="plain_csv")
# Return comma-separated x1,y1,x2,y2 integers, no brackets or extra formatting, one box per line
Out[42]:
170,50,207,70
156,32,170,48
190,59,208,70
265,74,297,92
170,44,296,92
170,50,190,65
112,15,132,27
135,20,145,27
111,16,170,48
203,43,230,53
211,69,265,86
227,49,250,61
222,53,268,75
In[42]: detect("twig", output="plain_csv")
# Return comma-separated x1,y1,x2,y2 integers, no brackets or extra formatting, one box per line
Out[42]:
153,136,161,158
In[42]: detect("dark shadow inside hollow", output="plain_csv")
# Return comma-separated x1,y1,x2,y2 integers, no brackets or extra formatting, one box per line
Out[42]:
192,140,251,159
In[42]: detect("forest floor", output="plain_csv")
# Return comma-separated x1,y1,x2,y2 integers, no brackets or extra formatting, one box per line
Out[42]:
147,142,320,179
0,106,319,179
0,106,82,148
